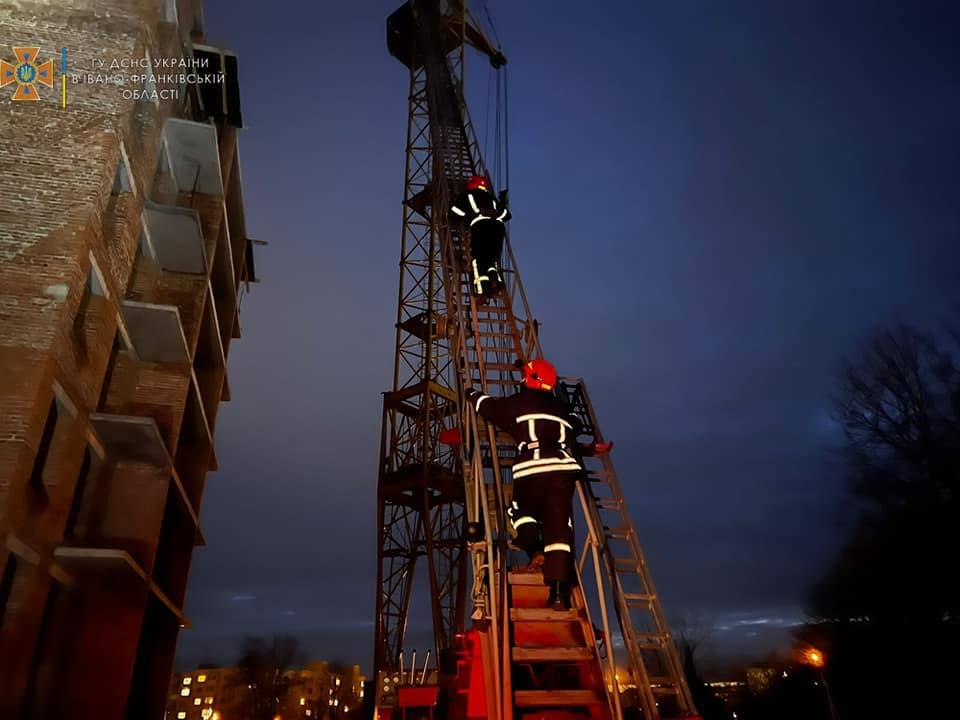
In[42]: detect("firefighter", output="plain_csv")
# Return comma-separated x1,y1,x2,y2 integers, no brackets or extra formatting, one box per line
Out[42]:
464,359,611,610
449,174,511,297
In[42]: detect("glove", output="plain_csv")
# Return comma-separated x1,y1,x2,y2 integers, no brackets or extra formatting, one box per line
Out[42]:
439,428,462,446
592,441,613,455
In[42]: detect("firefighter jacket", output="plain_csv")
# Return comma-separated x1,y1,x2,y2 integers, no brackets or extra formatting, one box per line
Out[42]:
464,387,584,479
450,187,512,229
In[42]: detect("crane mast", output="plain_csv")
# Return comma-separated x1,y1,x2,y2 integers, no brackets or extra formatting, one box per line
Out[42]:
375,0,500,676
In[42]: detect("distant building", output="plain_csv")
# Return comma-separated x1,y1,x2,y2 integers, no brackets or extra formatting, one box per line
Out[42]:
165,666,242,720
166,663,366,720
0,1,254,718
706,679,747,707
745,666,779,695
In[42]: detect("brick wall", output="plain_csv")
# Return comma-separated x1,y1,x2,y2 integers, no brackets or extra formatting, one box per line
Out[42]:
0,1,253,717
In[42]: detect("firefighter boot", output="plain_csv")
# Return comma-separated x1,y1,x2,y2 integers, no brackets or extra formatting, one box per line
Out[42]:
547,580,571,611
487,270,502,296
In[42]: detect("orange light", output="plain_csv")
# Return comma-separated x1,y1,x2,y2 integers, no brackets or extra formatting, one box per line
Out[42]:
802,647,825,668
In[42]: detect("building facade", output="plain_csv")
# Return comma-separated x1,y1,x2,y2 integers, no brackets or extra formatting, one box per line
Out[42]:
166,663,366,720
0,1,254,717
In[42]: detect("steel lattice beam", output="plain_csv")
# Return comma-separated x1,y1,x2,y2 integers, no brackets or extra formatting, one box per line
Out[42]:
374,59,468,675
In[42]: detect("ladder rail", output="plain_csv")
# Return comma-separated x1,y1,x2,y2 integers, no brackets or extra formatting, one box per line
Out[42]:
566,376,698,717
575,479,626,720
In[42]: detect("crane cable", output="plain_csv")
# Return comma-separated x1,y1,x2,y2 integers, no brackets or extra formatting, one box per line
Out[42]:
483,59,492,166
475,0,508,192
503,63,509,197
494,67,500,188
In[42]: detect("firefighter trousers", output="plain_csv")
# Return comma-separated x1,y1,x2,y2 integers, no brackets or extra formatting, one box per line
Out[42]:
469,221,505,295
508,472,577,583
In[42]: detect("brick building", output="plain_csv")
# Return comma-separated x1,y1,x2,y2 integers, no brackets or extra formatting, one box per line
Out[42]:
0,1,255,717
165,662,366,720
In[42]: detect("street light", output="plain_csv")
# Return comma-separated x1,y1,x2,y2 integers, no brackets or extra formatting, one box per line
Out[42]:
802,648,825,668
799,646,838,719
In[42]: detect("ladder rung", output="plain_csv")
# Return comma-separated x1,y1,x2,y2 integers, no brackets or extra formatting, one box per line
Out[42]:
512,646,593,663
636,640,664,650
614,557,642,572
475,363,519,371
623,593,654,605
594,497,623,510
514,690,601,707
473,348,518,355
471,342,515,349
510,608,580,622
605,527,632,540
632,632,667,649
508,571,544,585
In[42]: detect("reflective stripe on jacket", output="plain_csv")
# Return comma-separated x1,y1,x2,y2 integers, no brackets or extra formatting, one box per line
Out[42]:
464,387,583,478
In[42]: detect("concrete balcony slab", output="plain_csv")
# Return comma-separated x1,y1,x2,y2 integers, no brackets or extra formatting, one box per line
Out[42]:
120,300,190,365
143,201,207,274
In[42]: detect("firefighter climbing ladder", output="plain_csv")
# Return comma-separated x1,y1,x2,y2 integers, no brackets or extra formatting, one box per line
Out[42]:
375,2,697,718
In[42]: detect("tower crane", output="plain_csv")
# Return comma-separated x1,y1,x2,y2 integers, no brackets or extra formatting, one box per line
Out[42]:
374,3,699,718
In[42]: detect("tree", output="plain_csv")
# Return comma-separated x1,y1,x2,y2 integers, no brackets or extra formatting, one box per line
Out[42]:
804,324,960,718
813,325,959,621
236,634,305,720
673,617,727,720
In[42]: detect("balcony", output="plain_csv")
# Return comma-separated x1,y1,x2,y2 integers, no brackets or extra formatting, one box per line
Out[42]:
143,201,207,274
80,413,205,556
161,118,223,197
89,413,170,467
120,300,190,366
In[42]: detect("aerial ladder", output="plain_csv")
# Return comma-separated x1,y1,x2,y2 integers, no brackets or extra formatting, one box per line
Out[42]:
374,2,698,718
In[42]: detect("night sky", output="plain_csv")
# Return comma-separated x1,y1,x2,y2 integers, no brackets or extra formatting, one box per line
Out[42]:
176,0,960,672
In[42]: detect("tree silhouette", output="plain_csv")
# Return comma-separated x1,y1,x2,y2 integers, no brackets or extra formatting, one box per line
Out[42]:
674,617,727,720
804,324,959,718
236,635,306,720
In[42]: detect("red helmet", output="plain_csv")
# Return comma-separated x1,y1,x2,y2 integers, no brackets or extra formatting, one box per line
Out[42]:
523,359,557,392
467,174,490,191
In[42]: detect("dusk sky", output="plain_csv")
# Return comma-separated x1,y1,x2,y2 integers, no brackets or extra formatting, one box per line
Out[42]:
176,0,960,672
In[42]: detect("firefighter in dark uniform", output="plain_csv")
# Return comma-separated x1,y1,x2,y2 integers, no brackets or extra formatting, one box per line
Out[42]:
449,174,511,297
464,359,611,610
